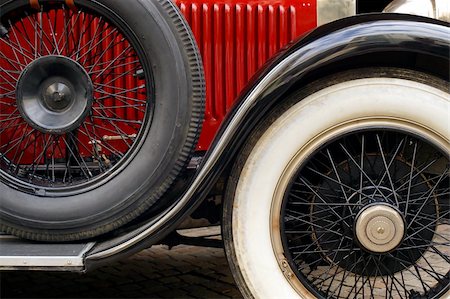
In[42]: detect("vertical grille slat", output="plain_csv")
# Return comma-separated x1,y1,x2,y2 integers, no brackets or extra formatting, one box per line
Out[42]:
257,5,268,69
176,1,317,149
224,3,236,110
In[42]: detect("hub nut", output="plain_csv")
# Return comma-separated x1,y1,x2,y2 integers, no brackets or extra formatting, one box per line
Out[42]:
355,204,405,253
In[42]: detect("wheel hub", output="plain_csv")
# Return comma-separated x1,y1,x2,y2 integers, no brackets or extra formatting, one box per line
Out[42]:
16,55,93,134
355,204,405,253
42,80,73,111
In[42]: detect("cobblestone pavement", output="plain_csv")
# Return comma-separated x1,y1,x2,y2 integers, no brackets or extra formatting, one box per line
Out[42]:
1,227,242,299
1,225,448,299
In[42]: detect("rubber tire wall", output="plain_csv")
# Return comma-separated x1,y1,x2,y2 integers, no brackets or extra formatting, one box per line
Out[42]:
222,68,449,299
0,0,205,241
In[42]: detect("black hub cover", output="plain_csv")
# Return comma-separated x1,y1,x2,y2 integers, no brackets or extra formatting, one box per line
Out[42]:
16,55,93,134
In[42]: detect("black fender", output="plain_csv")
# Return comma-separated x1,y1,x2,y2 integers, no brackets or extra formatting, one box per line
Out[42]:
85,13,450,268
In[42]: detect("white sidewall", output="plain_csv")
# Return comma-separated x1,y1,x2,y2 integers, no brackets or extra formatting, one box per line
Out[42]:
231,78,449,299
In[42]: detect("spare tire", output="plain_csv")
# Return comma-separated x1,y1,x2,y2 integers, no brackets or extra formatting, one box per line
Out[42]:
0,0,205,241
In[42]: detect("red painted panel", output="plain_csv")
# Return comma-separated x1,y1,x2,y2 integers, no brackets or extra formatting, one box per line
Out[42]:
175,0,317,150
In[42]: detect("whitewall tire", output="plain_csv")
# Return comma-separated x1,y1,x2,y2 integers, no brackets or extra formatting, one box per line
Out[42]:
223,69,449,299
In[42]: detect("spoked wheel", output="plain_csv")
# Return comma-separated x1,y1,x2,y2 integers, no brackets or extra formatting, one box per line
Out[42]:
223,69,449,299
1,2,148,188
276,130,449,299
0,0,204,241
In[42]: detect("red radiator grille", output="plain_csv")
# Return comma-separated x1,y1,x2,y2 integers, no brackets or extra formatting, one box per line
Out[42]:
176,0,317,149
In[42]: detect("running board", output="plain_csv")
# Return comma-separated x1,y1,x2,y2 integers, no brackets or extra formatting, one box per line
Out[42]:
0,234,95,271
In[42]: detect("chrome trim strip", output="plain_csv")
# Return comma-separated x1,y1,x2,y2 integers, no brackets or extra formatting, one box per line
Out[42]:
80,242,96,257
0,235,19,240
0,242,94,268
0,256,85,267
88,47,296,260
317,0,356,26
88,16,449,261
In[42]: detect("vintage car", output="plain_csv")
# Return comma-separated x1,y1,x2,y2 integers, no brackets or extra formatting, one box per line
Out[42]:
0,0,449,298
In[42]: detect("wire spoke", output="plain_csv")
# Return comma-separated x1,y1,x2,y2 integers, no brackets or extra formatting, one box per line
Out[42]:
1,2,149,188
280,130,449,299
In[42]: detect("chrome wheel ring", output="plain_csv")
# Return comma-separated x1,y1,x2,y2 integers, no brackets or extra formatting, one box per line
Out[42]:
271,121,449,298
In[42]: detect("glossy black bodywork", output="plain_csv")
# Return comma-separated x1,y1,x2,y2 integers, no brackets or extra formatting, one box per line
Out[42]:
85,13,450,268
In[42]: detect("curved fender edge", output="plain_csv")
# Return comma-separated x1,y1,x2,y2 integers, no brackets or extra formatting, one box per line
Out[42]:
85,13,449,268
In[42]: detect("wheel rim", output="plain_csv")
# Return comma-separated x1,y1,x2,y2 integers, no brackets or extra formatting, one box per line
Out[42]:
272,124,449,298
0,1,153,194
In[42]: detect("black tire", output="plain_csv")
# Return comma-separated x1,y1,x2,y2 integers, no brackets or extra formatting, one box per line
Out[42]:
0,0,205,241
223,69,449,298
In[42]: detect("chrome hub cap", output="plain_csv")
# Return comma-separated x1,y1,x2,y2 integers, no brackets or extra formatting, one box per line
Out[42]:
355,204,405,253
16,55,93,134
